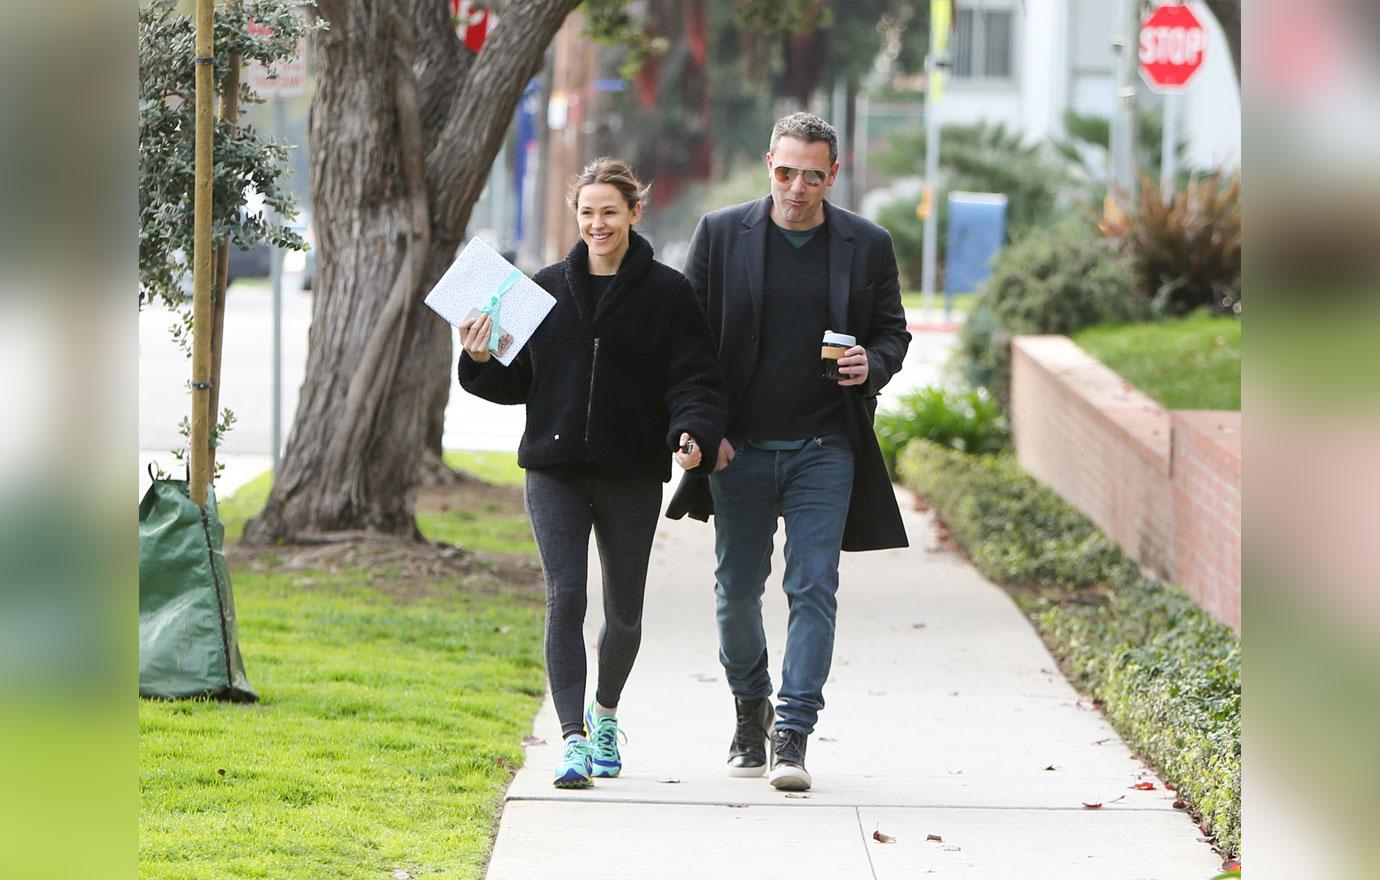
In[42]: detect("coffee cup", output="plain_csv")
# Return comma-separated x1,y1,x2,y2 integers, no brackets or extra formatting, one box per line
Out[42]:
821,330,857,380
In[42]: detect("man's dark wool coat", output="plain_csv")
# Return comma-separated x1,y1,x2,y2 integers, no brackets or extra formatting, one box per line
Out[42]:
458,230,726,482
665,196,912,551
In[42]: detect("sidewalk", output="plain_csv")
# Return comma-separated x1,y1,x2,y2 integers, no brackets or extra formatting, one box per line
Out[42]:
484,485,1222,879
137,451,272,499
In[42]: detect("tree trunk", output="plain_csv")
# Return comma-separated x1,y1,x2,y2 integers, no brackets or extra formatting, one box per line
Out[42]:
243,0,580,544
1203,0,1240,85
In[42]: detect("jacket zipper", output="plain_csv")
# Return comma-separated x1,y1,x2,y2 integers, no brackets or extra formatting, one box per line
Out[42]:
584,337,600,447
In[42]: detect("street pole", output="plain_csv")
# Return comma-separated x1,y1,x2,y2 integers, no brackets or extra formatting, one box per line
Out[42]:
832,75,851,209
919,53,941,317
1161,91,1179,197
190,0,214,507
1110,0,1140,206
271,96,285,476
855,90,869,206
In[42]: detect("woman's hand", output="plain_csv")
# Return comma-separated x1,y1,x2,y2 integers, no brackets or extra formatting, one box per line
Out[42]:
674,432,702,470
458,314,493,363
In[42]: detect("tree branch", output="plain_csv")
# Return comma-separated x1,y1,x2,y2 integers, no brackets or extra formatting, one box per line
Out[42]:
411,0,473,152
426,0,582,235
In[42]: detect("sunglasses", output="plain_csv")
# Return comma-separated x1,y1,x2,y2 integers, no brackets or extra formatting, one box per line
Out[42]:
772,164,829,187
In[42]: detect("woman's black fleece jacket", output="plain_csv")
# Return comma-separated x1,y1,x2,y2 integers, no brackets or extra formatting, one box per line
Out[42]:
457,231,726,482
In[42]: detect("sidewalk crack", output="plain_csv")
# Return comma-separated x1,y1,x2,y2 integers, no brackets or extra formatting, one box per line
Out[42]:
855,807,879,880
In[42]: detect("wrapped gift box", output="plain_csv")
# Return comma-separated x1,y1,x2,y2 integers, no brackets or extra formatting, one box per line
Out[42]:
424,238,556,366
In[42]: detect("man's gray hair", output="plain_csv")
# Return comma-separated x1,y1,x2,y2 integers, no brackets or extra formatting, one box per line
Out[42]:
769,112,838,166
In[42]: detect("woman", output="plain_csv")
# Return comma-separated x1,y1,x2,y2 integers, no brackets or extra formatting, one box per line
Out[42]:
456,158,726,788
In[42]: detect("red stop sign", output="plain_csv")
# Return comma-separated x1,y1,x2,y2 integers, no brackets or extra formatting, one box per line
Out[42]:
1139,4,1206,92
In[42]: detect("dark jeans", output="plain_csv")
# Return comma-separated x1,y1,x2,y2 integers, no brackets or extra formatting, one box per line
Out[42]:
708,435,854,735
525,468,663,739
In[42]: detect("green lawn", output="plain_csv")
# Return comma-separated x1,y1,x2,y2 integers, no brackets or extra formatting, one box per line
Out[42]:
1073,311,1241,410
142,452,546,880
218,452,532,551
441,451,524,487
901,290,974,313
415,453,535,556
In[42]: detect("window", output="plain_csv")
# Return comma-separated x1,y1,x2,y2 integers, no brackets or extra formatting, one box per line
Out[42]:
953,7,1015,80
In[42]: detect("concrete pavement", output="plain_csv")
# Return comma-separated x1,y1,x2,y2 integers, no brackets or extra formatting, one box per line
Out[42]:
483,485,1222,879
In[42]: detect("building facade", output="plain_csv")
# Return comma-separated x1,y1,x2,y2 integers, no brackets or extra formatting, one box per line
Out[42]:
936,0,1240,171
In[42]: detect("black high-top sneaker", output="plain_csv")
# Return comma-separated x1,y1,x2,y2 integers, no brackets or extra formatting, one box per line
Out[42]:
726,697,774,777
768,726,811,791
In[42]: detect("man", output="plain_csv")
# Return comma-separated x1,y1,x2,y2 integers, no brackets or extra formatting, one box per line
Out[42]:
668,112,911,791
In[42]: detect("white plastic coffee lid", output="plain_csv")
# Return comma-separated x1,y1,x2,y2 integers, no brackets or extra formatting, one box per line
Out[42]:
822,331,856,347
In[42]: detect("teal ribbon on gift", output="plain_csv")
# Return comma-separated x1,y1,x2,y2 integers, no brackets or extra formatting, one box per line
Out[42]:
479,269,522,351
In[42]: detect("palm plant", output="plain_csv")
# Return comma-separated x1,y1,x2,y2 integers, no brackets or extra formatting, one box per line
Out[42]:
1101,172,1241,316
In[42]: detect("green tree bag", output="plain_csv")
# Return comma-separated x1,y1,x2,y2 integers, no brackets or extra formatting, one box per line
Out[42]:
138,477,257,701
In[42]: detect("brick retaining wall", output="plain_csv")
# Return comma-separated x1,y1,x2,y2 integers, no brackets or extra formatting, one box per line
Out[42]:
1010,336,1241,631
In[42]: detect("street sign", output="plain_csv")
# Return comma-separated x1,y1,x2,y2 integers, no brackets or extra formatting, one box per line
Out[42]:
450,0,491,54
245,20,308,99
1139,4,1206,93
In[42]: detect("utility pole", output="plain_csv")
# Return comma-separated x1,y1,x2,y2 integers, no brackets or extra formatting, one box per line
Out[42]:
1161,91,1179,196
832,75,851,209
919,54,941,317
920,0,952,317
1109,0,1140,206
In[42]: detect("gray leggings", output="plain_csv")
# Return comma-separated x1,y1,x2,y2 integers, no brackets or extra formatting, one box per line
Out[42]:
525,468,663,739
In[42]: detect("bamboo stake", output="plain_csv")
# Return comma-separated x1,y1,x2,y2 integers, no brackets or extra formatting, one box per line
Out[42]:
190,0,215,507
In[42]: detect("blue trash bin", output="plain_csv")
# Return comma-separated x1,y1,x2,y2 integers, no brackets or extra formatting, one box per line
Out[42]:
944,192,1008,312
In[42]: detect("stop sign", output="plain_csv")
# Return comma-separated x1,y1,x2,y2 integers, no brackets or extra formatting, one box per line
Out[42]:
1139,4,1206,92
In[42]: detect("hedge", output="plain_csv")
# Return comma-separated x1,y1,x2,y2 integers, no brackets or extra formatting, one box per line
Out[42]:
898,440,1241,857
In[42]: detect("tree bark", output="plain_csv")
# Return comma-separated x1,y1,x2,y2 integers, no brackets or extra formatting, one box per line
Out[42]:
243,0,581,544
1203,0,1240,85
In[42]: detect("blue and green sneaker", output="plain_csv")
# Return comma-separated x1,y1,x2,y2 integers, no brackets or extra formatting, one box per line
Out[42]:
584,703,626,778
553,736,594,789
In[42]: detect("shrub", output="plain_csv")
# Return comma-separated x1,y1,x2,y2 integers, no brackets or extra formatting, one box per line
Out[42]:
874,386,1007,478
957,217,1143,406
1055,109,1183,203
876,197,927,289
898,440,1241,857
898,439,1138,589
1103,172,1242,317
1040,581,1241,859
874,121,1073,289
